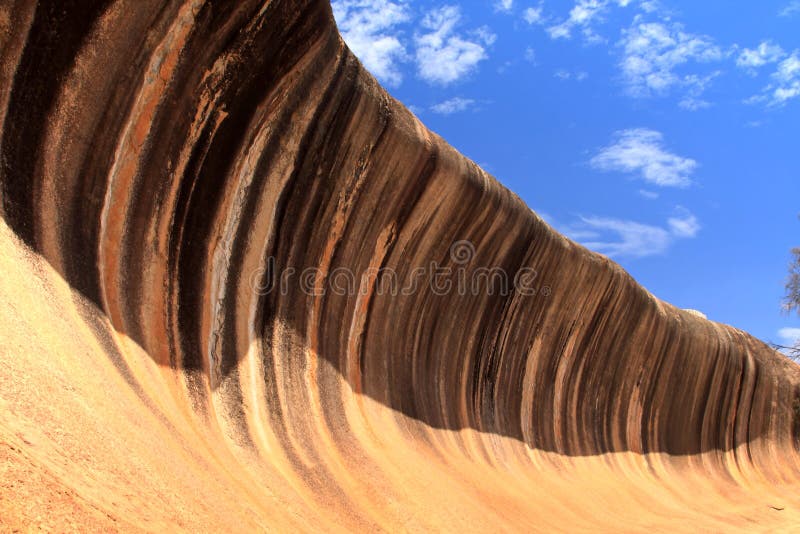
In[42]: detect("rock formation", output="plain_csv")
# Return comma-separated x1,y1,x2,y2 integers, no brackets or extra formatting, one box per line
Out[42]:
1,0,799,530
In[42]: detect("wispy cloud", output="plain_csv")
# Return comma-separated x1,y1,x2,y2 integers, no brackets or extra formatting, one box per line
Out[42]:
639,189,659,199
736,41,786,72
773,52,800,102
590,128,697,187
332,0,411,87
778,328,800,355
678,96,712,111
779,328,800,345
546,0,638,43
780,1,800,17
667,206,700,237
523,6,545,25
495,0,514,13
746,50,800,106
554,69,589,81
430,97,476,114
415,6,495,85
494,0,514,13
572,217,672,257
547,0,609,41
677,72,719,110
334,3,497,87
617,19,723,102
562,207,700,258
638,0,661,12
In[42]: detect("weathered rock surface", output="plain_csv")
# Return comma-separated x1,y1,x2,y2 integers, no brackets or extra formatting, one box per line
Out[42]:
1,0,799,530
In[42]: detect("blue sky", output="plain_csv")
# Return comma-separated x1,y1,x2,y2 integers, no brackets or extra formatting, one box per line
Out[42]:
332,0,800,350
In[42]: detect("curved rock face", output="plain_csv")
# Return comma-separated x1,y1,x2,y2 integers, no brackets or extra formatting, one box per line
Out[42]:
1,0,800,530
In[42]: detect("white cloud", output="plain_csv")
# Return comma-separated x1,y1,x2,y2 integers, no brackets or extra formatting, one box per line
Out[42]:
574,217,672,257
333,0,411,87
547,25,571,40
736,41,786,71
555,206,700,259
777,52,800,81
523,6,544,24
667,206,700,237
639,189,659,199
555,69,589,81
638,0,661,13
780,1,800,17
779,327,800,346
778,327,800,356
772,84,800,104
415,6,495,85
524,47,537,63
747,50,800,106
563,208,699,258
676,72,719,110
679,96,711,110
495,0,513,13
474,26,498,46
773,52,800,103
334,3,497,87
546,0,635,42
618,20,723,101
547,0,607,40
430,97,476,114
590,128,697,187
